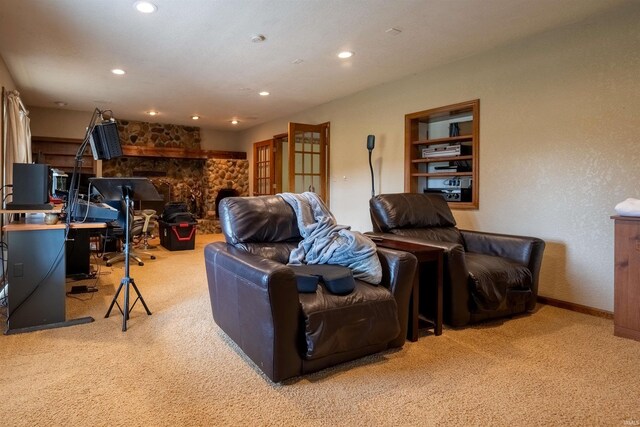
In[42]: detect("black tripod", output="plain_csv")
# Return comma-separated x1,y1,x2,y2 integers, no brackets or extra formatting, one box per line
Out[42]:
90,178,162,332
104,188,151,331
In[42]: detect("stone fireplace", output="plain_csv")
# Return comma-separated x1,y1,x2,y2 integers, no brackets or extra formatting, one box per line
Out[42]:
102,120,248,233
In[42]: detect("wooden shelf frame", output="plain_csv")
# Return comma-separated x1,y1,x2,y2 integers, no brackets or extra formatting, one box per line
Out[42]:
404,99,480,209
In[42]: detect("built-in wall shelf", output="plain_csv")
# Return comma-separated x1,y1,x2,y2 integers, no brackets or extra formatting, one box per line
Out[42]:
405,99,480,209
31,137,95,174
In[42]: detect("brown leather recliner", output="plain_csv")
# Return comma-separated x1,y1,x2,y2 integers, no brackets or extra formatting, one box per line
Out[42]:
369,193,545,327
204,195,417,382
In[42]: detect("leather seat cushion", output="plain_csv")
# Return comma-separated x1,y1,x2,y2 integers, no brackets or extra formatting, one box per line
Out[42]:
233,242,298,264
298,281,400,360
465,252,532,312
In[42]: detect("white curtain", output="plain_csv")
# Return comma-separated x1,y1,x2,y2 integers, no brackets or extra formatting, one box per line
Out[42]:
2,89,32,205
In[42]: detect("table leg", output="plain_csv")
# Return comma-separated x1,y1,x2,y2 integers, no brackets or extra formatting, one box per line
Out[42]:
407,269,419,342
435,253,443,336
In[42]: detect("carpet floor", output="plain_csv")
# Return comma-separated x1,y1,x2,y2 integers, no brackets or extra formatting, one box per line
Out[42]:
1,234,639,426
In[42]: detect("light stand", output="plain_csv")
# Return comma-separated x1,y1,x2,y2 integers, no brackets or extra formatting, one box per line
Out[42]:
104,186,152,331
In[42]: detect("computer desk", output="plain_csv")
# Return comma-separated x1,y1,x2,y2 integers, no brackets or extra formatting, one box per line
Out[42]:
1,209,106,334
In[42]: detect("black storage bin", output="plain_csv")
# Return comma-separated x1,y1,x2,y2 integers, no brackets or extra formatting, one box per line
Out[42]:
159,220,197,251
161,202,196,222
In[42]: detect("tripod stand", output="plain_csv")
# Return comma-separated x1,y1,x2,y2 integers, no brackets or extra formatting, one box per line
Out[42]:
104,188,151,331
91,178,162,331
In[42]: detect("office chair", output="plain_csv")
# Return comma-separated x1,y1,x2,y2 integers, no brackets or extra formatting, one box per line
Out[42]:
103,209,157,267
133,209,158,250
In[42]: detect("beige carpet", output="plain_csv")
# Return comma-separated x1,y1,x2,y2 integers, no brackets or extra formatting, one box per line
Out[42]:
1,234,639,426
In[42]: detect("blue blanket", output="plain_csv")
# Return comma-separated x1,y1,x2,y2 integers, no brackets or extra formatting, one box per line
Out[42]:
279,192,382,284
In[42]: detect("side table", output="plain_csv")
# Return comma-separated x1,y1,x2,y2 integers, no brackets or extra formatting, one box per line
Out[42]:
372,237,443,340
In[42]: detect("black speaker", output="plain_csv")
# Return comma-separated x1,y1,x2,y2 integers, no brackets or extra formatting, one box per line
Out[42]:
7,163,52,209
91,121,122,160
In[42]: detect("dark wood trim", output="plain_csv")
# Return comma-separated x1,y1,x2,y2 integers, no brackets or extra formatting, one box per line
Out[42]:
120,145,246,160
537,295,613,319
32,136,83,144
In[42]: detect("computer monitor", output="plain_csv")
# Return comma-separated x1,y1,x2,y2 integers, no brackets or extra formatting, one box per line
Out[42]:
89,121,123,160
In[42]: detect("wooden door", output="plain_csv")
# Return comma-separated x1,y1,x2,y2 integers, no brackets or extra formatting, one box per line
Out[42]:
287,122,330,203
253,139,275,195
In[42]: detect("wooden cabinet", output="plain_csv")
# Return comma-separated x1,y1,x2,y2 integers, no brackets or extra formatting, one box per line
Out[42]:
31,137,96,174
612,215,640,341
405,99,479,209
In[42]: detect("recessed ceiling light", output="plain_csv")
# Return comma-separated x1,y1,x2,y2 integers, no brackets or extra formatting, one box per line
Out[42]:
259,91,270,96
111,68,126,75
231,120,239,125
54,101,67,107
338,51,354,59
147,111,158,116
134,1,157,13
191,115,200,120
251,34,266,43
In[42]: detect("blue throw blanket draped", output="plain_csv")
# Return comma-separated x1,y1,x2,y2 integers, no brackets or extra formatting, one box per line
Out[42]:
279,192,382,284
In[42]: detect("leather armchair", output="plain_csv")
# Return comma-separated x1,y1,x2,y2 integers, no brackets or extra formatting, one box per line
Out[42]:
369,193,545,327
204,195,417,382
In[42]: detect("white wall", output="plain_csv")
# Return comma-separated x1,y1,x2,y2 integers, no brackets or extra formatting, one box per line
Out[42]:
28,106,242,151
237,2,640,312
29,107,94,139
0,55,16,92
199,127,241,152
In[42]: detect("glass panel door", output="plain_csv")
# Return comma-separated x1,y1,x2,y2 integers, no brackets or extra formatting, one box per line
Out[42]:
288,122,329,203
253,139,274,195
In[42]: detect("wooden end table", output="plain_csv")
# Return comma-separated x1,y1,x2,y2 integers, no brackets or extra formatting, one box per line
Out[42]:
373,237,443,340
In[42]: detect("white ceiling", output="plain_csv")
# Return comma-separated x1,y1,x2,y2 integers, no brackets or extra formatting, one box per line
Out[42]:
0,0,626,130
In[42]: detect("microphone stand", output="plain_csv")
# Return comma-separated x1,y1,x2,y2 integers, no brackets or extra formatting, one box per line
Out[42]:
65,107,102,227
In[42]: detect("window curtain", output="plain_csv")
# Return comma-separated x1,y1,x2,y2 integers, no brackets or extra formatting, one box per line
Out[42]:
2,89,32,205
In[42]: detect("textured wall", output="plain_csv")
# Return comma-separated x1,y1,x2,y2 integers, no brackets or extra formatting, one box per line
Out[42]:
104,121,249,230
237,3,640,312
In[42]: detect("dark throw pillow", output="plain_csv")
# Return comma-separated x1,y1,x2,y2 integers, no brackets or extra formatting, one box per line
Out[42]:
289,264,355,295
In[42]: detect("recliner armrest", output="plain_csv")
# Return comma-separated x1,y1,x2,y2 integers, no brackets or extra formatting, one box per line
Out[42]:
460,230,545,267
204,242,302,382
461,230,545,311
375,247,417,347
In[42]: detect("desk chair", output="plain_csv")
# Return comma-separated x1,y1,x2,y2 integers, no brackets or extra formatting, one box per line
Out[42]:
134,209,158,250
103,215,157,267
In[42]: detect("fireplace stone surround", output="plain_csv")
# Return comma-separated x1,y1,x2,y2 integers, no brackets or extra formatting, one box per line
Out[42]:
101,119,249,234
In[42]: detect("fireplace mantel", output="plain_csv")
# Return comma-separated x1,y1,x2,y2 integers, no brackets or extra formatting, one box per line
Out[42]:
121,145,246,160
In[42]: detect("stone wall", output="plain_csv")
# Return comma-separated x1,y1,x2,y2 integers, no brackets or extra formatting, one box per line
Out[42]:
118,120,201,148
102,120,248,234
